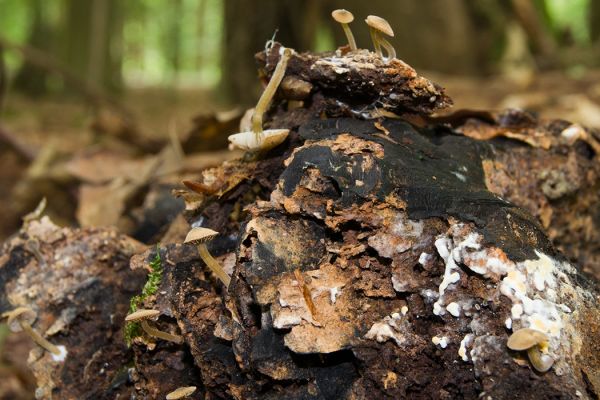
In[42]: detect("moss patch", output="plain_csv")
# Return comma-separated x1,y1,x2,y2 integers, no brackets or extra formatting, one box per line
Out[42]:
125,247,163,345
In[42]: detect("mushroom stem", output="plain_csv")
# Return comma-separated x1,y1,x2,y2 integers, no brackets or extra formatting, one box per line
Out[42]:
198,244,231,288
21,321,61,355
368,28,383,58
140,320,183,344
341,23,357,51
378,36,396,62
251,48,292,138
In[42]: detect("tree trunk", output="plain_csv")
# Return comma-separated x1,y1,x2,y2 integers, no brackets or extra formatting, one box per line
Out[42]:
0,44,6,110
166,0,184,84
13,0,52,95
221,0,321,105
62,0,122,94
591,0,600,44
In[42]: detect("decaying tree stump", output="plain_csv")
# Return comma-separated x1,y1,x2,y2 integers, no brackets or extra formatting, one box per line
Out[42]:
1,43,599,399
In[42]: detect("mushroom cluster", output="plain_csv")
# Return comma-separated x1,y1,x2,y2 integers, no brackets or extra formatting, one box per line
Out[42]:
331,9,397,63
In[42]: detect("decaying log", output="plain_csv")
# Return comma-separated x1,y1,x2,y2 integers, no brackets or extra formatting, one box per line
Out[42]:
1,43,599,399
0,218,147,399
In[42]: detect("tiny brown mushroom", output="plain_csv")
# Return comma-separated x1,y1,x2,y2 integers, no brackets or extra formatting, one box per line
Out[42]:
507,327,554,372
331,9,357,51
2,307,61,356
166,386,197,399
365,15,396,62
125,309,183,344
185,227,231,287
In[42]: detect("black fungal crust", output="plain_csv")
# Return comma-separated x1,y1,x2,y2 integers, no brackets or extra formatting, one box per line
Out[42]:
295,118,553,261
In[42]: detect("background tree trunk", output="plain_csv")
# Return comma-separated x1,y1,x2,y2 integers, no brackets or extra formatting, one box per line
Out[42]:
591,0,600,44
221,0,317,105
62,0,122,94
0,44,5,110
13,0,52,95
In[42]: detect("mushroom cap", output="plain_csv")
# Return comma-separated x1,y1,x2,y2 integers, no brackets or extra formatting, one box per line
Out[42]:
507,328,549,351
184,227,219,244
332,9,354,24
365,15,394,37
125,309,160,322
2,307,36,332
527,346,554,372
228,129,289,152
166,386,197,399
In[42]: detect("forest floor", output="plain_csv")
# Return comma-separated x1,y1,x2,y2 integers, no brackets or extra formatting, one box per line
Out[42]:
0,69,599,399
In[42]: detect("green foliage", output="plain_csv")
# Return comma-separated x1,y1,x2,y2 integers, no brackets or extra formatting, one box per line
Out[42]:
546,0,591,44
124,247,164,345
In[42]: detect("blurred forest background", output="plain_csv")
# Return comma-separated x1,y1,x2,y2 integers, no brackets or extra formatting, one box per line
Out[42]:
0,1,600,398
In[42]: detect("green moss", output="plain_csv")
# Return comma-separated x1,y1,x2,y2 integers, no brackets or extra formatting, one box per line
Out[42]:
124,247,163,345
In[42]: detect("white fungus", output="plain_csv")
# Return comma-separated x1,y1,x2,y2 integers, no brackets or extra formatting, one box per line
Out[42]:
330,287,341,304
433,223,572,368
51,345,68,362
432,335,448,349
458,334,474,361
446,302,461,317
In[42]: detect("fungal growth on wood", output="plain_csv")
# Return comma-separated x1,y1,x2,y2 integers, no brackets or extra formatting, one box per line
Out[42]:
0,8,599,400
365,15,396,61
331,9,357,51
228,47,292,152
2,307,63,358
507,328,554,372
125,309,183,344
184,227,231,287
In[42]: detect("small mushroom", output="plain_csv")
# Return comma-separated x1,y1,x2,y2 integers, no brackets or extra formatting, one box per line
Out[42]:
166,386,197,399
2,307,61,356
125,309,183,344
331,9,357,51
184,227,231,288
365,15,396,62
507,327,554,372
228,48,292,152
